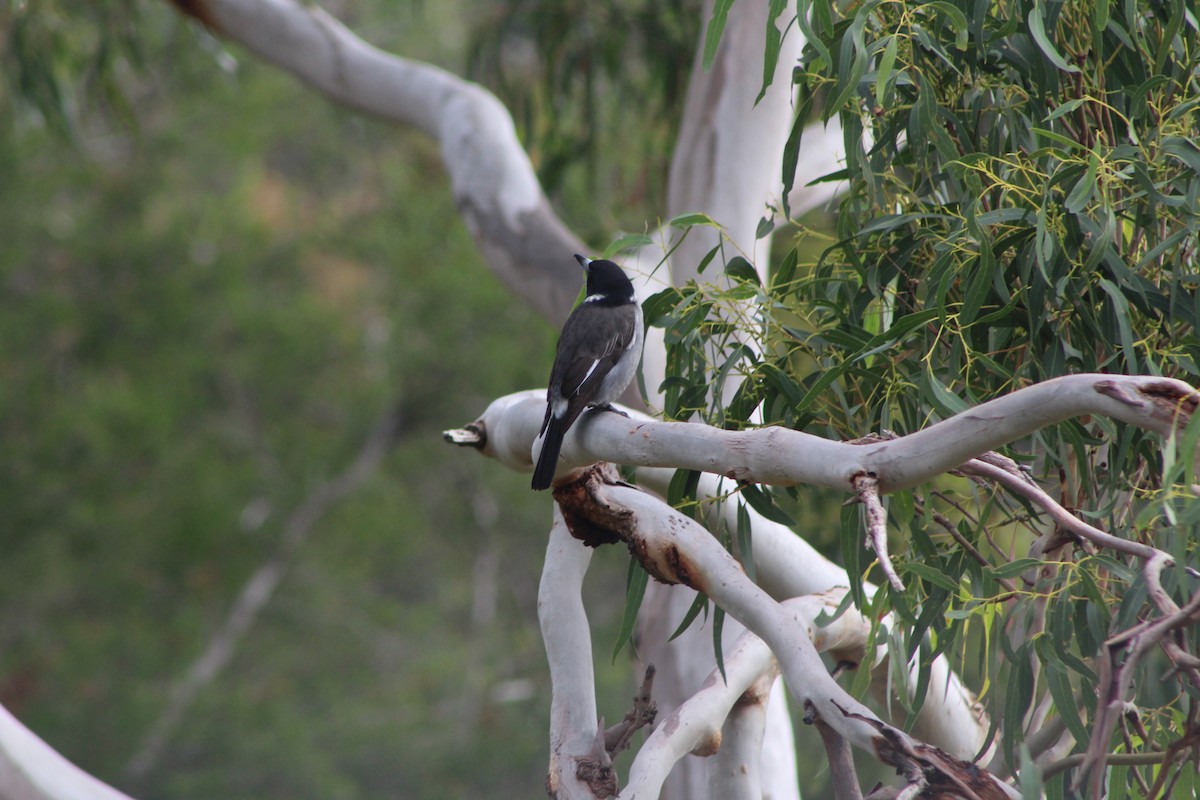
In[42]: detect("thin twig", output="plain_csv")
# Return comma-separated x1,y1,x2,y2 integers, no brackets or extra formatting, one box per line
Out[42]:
1077,586,1200,796
1041,749,1172,780
957,459,1159,562
605,665,658,756
124,405,404,779
916,496,1018,594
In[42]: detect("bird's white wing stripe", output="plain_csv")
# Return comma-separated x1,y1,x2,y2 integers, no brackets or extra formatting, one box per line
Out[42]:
581,359,601,385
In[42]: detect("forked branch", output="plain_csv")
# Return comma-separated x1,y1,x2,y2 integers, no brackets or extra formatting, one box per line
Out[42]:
549,468,1018,799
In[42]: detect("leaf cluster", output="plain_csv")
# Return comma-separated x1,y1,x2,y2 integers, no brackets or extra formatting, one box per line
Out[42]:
660,0,1200,791
782,0,1200,788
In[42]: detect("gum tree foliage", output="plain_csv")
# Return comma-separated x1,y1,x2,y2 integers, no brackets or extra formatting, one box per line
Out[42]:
645,0,1199,795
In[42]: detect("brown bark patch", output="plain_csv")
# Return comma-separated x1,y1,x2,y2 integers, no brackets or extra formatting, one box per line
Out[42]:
168,0,220,30
553,464,632,547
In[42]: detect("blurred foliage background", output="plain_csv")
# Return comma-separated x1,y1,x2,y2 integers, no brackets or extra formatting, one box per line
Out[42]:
0,1,721,796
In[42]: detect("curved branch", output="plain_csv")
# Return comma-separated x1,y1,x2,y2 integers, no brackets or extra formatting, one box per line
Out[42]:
708,678,768,800
0,705,135,800
621,591,871,798
454,375,1198,493
449,398,996,758
621,623,772,798
171,0,585,326
568,476,1018,799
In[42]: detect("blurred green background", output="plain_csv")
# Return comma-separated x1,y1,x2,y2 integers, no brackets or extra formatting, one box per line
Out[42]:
0,1,682,796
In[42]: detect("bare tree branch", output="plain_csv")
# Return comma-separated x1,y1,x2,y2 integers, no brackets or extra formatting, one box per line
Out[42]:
0,705,135,800
541,509,601,800
125,406,403,779
454,375,1197,494
707,673,771,800
1078,586,1200,797
553,471,1019,799
615,470,985,759
620,593,872,799
170,0,586,326
604,666,658,758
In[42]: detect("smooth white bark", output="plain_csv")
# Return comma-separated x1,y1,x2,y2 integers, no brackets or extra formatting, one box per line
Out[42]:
181,0,587,326
646,5,807,788
622,593,870,799
634,469,989,760
596,484,1019,799
665,0,796,280
540,509,601,799
0,706,134,800
475,375,1194,492
461,372,1198,770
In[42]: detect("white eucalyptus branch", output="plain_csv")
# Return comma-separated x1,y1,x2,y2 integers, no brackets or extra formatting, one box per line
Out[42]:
540,508,601,799
454,375,1197,492
449,373,1199,767
0,705,135,800
619,621,772,800
705,680,770,800
620,592,871,799
170,0,586,326
566,477,1019,799
659,469,988,758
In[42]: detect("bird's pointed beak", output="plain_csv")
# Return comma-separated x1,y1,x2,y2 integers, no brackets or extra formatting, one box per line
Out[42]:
573,253,592,270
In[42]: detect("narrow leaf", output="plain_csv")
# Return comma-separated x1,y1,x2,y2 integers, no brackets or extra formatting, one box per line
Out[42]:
1028,0,1079,73
875,35,898,108
736,501,756,582
613,557,649,661
756,0,790,103
669,211,720,229
712,604,728,683
669,592,710,641
603,232,653,258
739,482,796,526
703,0,736,69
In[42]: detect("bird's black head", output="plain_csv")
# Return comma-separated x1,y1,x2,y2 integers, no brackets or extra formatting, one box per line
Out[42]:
574,254,635,305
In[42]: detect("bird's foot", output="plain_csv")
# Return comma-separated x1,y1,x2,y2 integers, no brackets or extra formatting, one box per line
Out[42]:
589,403,630,418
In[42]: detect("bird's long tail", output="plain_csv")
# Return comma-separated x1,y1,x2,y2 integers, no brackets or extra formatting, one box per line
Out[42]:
531,416,567,490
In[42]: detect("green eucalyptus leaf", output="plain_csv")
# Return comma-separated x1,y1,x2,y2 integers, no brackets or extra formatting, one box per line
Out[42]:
613,557,649,662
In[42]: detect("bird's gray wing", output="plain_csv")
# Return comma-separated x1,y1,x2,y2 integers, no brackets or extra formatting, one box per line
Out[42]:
553,304,639,402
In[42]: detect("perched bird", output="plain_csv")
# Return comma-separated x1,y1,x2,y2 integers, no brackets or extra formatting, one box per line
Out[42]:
531,255,643,490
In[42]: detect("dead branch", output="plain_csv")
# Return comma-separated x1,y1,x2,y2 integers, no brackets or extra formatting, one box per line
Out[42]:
853,473,905,592
604,666,657,757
